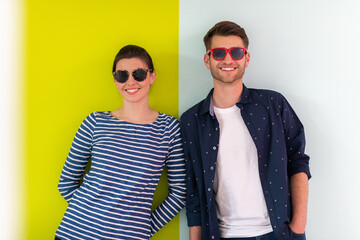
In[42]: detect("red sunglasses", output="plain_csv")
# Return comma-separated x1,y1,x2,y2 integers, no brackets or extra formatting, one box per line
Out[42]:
207,47,247,61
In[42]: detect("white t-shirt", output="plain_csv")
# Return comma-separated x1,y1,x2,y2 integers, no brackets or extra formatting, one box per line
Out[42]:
213,105,273,238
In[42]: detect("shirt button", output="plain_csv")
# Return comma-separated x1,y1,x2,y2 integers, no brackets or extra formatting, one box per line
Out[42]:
213,146,216,150
212,236,215,239
208,188,211,191
210,166,214,170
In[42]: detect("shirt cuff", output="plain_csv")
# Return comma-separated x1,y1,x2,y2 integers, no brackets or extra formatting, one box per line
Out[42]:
289,168,311,179
186,211,202,227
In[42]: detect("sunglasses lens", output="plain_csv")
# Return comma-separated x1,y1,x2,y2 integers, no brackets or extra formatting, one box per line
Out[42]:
212,49,226,60
230,48,244,60
114,70,129,83
133,69,148,82
114,69,149,83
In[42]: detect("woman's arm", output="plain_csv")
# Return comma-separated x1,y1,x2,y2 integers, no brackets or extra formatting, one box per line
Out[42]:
150,120,186,235
58,112,96,202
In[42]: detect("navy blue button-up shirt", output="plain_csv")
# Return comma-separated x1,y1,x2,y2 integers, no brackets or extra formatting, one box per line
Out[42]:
180,85,311,240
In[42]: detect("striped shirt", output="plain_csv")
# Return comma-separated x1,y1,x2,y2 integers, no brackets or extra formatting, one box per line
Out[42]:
56,111,186,240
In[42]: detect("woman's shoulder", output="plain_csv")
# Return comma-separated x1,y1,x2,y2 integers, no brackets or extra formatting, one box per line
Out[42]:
84,111,115,123
92,111,111,117
156,113,181,136
157,113,179,124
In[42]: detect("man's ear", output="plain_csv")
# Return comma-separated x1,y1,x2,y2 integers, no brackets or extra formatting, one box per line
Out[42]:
245,52,250,68
204,53,211,69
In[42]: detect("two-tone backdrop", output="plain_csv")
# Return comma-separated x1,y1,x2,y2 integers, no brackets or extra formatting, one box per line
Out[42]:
1,0,359,239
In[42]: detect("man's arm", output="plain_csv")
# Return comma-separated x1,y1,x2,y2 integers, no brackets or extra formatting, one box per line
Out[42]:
180,115,203,239
278,95,311,234
289,172,308,234
189,226,202,240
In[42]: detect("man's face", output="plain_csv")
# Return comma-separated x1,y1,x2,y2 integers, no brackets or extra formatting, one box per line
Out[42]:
204,35,250,85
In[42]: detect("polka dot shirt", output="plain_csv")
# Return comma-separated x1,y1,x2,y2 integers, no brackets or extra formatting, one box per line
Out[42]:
180,85,311,240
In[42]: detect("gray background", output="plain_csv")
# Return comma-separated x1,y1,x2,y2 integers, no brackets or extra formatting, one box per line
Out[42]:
179,0,360,239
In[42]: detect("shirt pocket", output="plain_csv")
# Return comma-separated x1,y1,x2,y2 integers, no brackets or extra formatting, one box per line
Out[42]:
289,226,306,240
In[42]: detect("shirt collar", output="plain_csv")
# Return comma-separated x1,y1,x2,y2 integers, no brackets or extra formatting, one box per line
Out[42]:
199,84,252,117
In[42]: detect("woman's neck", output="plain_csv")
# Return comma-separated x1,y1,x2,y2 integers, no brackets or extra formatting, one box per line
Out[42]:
111,101,158,124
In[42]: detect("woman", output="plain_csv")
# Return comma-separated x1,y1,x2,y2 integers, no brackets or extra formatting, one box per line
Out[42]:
55,45,186,240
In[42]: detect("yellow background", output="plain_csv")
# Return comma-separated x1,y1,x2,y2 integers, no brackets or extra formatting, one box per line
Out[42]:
24,0,179,239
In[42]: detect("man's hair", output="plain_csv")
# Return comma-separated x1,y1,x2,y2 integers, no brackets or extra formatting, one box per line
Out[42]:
203,21,249,51
112,45,154,73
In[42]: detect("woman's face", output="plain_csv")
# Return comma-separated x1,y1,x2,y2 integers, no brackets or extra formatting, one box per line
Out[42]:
114,58,156,105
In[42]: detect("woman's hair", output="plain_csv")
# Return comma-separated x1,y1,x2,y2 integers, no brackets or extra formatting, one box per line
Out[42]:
112,45,154,73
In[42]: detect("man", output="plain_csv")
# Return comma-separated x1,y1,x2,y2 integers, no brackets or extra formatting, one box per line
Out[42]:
180,21,311,240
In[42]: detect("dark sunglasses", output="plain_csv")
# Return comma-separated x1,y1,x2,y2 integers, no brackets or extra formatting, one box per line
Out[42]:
207,47,247,61
113,68,152,83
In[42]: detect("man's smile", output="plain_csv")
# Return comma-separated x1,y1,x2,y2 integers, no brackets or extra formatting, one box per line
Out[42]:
220,67,237,71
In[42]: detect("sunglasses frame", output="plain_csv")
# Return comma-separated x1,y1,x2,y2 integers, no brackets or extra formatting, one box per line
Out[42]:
113,68,152,83
207,47,247,61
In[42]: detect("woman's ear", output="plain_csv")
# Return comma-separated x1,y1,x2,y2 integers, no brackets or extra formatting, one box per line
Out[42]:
149,70,156,85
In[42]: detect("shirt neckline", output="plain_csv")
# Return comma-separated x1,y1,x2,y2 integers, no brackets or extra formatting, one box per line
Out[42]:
200,84,252,117
213,105,239,114
106,111,161,125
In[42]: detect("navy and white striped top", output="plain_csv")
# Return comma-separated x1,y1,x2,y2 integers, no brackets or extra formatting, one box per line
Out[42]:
56,111,186,240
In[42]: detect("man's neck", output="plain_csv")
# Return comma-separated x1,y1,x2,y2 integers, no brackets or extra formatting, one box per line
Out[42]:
212,80,244,108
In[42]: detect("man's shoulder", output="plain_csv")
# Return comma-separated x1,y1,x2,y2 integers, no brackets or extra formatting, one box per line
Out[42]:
247,87,286,103
180,98,207,122
248,87,284,98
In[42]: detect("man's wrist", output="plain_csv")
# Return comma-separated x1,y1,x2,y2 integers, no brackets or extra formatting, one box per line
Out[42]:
189,226,202,240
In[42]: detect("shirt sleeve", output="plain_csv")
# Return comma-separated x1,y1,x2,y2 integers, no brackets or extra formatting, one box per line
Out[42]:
280,95,311,179
57,112,96,202
150,118,186,235
180,115,202,227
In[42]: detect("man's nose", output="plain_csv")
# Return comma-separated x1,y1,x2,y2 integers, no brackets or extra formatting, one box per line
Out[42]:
222,51,233,63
